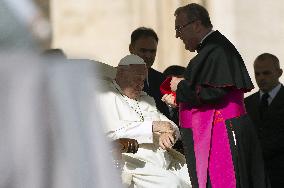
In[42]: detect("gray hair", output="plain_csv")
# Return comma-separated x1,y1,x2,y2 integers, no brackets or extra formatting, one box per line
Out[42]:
175,3,213,28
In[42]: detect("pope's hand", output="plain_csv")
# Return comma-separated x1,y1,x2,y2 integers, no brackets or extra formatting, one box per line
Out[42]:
117,138,139,153
159,132,176,150
152,121,174,133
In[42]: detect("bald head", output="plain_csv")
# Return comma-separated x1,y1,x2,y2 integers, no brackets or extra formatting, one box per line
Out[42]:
254,53,280,69
253,53,283,92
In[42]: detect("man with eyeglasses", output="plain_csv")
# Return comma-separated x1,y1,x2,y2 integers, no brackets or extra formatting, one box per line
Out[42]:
162,3,269,188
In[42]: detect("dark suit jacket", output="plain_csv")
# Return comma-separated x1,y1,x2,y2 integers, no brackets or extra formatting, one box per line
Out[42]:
245,85,284,186
143,68,170,118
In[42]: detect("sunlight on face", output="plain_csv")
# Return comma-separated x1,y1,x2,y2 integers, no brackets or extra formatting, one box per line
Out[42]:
128,64,147,91
120,64,147,99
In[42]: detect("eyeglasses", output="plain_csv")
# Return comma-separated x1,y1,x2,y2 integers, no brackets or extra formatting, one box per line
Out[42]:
175,20,196,34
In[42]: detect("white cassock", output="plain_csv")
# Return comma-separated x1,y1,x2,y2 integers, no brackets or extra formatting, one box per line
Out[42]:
96,79,192,188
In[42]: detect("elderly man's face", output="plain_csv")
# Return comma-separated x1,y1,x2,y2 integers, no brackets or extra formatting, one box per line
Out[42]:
254,59,282,92
129,37,157,68
175,12,200,52
126,64,148,97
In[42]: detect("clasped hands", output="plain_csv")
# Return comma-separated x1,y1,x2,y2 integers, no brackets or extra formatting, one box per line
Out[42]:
153,121,177,150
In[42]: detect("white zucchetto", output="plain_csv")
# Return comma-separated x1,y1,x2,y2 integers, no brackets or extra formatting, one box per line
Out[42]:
118,54,145,66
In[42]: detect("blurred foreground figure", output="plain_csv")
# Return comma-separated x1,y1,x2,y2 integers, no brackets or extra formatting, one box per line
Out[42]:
0,0,51,50
0,54,122,188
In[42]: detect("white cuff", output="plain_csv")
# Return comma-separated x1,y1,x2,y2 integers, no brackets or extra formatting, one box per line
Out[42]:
134,121,153,143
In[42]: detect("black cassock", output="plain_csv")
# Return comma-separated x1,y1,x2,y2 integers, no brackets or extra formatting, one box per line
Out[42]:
177,31,270,188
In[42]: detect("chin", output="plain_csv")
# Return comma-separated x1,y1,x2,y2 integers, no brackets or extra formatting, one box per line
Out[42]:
185,44,194,52
134,91,141,97
187,47,195,52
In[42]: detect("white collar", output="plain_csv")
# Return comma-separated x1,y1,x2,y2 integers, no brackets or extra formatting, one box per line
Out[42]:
112,80,145,121
200,30,215,44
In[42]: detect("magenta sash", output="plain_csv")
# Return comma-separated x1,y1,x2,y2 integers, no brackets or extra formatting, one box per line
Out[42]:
180,90,246,188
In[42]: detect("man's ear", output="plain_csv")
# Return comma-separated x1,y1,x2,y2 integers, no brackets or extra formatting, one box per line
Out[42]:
278,68,283,78
129,44,134,54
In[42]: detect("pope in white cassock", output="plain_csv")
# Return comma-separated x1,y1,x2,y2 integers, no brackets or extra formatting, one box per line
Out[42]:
96,54,192,188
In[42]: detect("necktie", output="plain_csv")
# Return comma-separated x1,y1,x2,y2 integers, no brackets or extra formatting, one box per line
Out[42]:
259,93,269,118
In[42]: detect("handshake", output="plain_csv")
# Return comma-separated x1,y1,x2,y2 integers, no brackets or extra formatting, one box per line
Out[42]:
152,121,177,150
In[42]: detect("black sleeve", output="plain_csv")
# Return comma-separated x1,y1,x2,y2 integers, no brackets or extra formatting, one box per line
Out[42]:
176,80,229,107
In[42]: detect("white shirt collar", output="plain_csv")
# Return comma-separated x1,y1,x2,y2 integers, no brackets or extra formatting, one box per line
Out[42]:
200,30,215,44
259,83,282,104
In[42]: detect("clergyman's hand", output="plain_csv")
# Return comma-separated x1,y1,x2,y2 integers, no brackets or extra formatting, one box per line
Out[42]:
162,94,177,108
170,77,184,91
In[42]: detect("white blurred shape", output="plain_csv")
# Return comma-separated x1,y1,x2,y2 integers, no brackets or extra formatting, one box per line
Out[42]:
0,53,122,188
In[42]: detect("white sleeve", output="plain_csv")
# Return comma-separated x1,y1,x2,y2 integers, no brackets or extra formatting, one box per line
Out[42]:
107,120,153,144
95,80,154,144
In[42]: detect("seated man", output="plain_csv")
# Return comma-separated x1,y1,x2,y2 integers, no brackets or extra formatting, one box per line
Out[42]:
96,54,191,188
